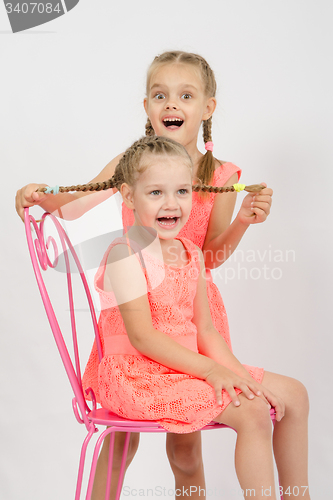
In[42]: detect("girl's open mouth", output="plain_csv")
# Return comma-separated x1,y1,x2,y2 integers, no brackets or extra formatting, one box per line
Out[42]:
163,118,184,129
157,216,179,228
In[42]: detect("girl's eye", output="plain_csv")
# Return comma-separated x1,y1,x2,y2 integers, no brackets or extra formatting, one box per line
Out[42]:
181,93,192,100
154,93,165,100
178,189,188,195
150,190,161,195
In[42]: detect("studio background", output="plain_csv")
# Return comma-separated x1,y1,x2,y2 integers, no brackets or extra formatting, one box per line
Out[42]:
1,1,332,498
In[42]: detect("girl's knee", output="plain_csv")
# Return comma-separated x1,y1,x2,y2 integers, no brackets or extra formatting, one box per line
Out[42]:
166,433,203,476
237,398,273,435
285,377,310,417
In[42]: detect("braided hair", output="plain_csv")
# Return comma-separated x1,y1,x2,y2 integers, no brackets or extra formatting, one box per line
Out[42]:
37,136,263,196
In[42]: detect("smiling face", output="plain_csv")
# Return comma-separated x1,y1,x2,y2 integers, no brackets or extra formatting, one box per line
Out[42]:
144,64,216,156
121,153,192,241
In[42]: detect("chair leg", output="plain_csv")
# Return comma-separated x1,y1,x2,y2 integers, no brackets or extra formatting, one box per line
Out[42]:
75,425,96,500
104,432,115,500
85,428,130,500
114,432,130,500
86,428,114,500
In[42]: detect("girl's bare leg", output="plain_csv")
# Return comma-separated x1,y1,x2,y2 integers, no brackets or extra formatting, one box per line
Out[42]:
261,372,310,500
215,395,277,499
91,432,140,500
91,431,206,500
166,431,206,499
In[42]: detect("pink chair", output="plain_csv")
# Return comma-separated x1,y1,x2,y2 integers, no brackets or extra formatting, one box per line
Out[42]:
24,208,278,500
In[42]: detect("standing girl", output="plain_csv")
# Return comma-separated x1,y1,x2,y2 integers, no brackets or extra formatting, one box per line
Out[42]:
86,134,309,500
15,52,305,500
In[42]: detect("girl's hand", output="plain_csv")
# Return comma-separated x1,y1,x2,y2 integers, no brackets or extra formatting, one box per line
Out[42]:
205,364,267,407
15,183,48,221
237,183,273,226
258,385,285,422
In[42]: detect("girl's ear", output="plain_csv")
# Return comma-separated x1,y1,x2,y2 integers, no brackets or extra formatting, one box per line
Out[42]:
202,97,217,121
143,97,149,115
120,183,135,210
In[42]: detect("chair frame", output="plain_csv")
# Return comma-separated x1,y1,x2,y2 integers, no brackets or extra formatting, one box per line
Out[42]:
24,208,277,500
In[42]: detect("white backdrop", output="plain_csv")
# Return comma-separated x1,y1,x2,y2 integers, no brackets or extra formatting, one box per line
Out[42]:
1,1,332,499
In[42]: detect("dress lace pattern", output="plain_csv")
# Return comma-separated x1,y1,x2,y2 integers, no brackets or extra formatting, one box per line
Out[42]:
82,162,265,433
88,236,263,433
121,162,241,350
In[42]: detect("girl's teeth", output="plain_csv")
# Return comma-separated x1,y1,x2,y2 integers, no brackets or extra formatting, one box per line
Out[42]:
163,118,184,127
158,217,177,225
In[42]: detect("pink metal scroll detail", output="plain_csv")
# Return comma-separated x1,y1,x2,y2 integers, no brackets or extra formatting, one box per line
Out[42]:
24,209,101,429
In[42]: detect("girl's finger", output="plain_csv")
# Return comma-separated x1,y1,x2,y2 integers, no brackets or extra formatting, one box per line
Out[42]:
275,400,285,422
31,191,40,202
246,383,271,406
263,393,285,421
214,386,222,406
253,195,272,205
251,207,267,220
225,385,241,407
257,392,271,406
251,201,271,214
239,383,256,401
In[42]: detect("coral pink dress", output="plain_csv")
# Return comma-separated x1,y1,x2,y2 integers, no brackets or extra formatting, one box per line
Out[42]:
82,162,265,430
122,162,241,350
92,236,263,433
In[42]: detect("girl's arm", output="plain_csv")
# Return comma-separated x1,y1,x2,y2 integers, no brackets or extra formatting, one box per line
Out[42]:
193,248,284,419
202,172,273,269
15,153,124,221
105,244,266,408
194,248,258,377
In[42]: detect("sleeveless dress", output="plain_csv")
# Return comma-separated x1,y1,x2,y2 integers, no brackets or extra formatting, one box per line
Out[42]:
82,162,265,424
92,236,263,434
122,162,241,350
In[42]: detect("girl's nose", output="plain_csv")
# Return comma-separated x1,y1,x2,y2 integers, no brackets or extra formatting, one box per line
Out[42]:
163,195,179,210
165,99,178,110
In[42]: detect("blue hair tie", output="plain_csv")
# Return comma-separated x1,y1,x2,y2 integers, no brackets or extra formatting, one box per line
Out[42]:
45,185,60,195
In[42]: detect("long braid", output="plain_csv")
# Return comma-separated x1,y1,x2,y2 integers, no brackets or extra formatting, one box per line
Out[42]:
37,178,263,197
145,118,155,136
192,183,263,194
36,135,264,196
37,181,263,195
196,117,215,188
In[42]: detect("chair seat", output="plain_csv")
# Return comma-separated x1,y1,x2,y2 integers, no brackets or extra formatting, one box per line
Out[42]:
88,406,275,431
88,406,227,431
88,407,165,429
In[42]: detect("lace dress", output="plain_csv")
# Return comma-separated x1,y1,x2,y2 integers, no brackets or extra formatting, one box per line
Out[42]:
122,162,241,350
92,236,263,434
82,162,264,426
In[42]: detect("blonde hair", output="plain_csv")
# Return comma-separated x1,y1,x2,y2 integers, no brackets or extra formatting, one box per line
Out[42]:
145,51,217,190
111,135,192,190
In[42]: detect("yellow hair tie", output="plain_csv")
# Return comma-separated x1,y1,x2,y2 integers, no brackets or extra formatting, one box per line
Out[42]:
233,183,246,192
